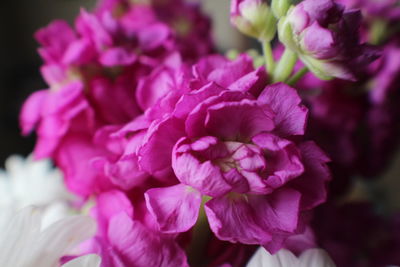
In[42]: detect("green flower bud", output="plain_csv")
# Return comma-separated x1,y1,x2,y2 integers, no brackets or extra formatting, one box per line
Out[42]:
231,0,277,42
271,0,291,19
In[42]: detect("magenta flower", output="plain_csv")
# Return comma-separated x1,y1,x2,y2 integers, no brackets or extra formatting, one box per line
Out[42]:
336,0,400,21
20,82,95,159
95,0,214,61
87,190,189,267
369,44,400,105
278,0,379,80
139,56,330,251
21,0,214,197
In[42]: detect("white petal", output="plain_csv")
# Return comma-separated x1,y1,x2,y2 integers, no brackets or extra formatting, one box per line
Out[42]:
29,215,97,267
0,206,42,267
40,202,71,229
62,254,101,267
299,249,336,267
246,247,298,267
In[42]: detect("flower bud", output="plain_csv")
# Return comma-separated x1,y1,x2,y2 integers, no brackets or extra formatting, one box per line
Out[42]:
277,0,379,80
271,0,291,19
230,0,277,42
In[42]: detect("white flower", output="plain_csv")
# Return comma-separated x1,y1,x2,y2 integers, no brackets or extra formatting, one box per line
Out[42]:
0,155,74,227
0,206,100,267
246,247,336,267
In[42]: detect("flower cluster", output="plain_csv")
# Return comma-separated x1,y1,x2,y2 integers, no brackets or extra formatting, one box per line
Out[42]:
11,0,400,265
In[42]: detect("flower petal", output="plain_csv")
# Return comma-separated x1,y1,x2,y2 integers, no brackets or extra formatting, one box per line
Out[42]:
258,83,308,136
246,248,298,267
62,254,101,267
145,184,202,233
299,249,336,267
205,189,301,247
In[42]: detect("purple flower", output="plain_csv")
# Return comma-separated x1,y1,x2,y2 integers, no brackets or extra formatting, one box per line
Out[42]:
20,82,95,159
86,190,189,267
336,0,400,21
139,56,330,251
95,0,214,61
278,0,379,80
369,44,400,105
21,0,214,197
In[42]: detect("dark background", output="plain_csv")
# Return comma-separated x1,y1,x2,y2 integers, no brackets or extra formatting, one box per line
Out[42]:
0,0,96,164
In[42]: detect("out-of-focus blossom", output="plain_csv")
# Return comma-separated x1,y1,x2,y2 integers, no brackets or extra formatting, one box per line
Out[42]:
20,0,214,198
230,0,277,41
313,203,400,267
0,206,100,267
94,0,214,61
0,155,74,227
336,0,400,44
246,247,336,267
369,44,400,105
278,0,379,80
336,0,400,22
296,40,400,182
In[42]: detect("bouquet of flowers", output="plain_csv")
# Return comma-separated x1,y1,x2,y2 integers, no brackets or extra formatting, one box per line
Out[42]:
2,0,400,266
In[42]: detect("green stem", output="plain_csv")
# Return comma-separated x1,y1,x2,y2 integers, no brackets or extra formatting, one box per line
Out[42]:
273,48,297,83
187,197,211,266
287,67,308,86
262,41,275,74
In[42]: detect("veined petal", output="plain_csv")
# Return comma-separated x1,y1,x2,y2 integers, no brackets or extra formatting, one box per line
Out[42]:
205,99,275,141
205,190,301,247
145,184,202,233
258,83,308,137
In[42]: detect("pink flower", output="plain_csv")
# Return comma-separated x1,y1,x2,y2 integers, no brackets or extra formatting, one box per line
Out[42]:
20,82,95,159
94,0,214,61
140,61,330,251
336,0,400,21
87,190,189,267
21,1,214,197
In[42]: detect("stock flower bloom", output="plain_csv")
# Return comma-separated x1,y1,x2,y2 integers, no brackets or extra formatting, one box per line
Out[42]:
21,0,214,198
87,190,188,267
20,81,94,159
246,247,336,267
0,206,100,267
141,56,330,252
94,0,214,61
278,0,379,80
336,0,400,21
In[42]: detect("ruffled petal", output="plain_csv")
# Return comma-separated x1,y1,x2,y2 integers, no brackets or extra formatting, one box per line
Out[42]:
145,184,202,233
258,83,308,137
205,189,301,247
